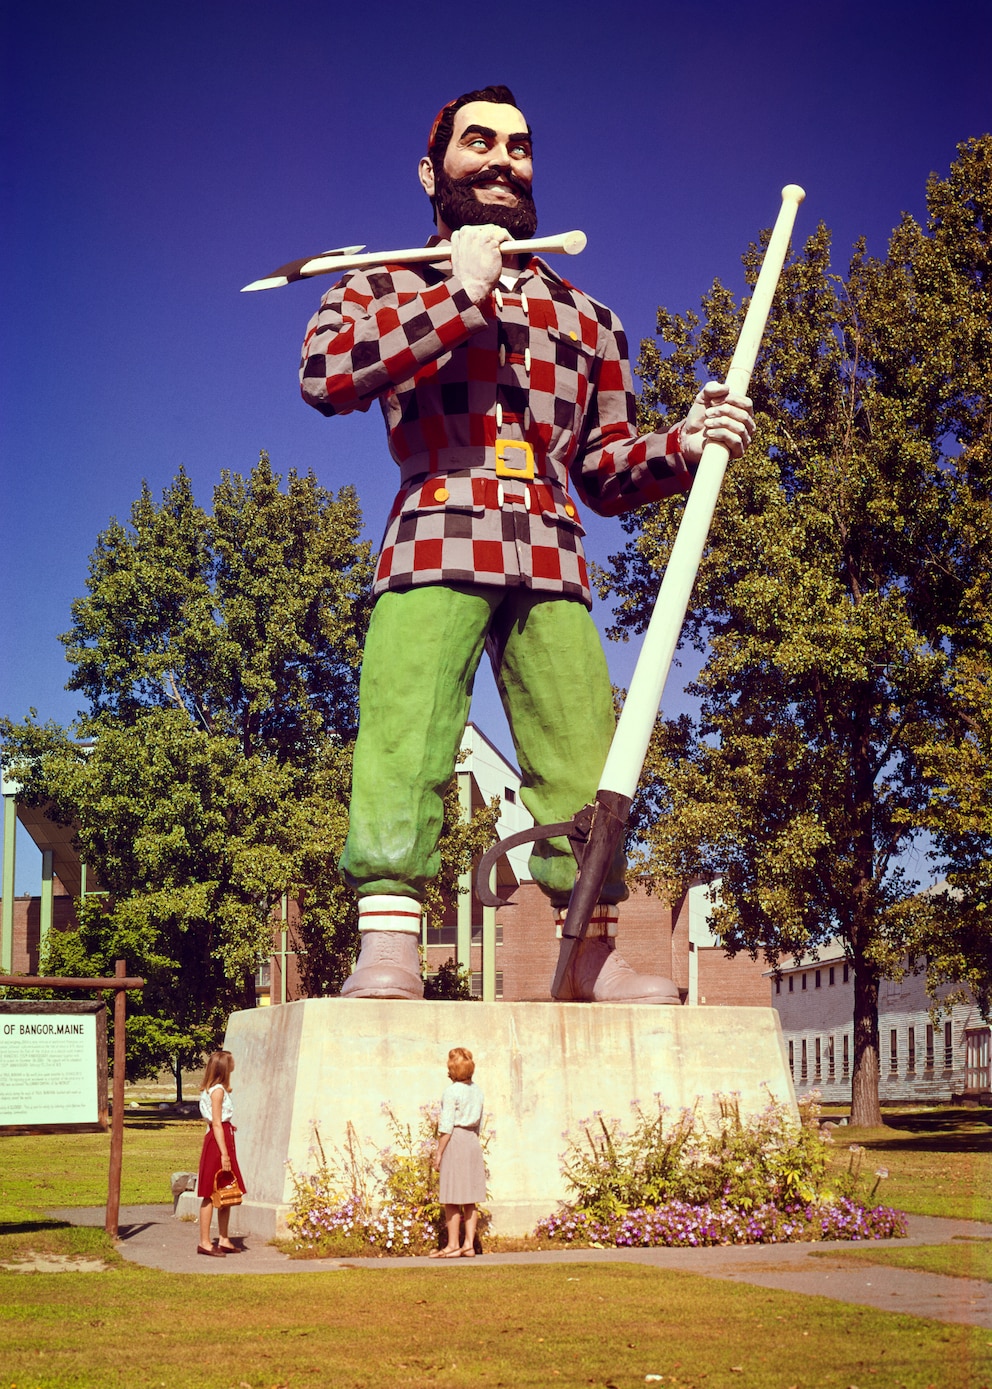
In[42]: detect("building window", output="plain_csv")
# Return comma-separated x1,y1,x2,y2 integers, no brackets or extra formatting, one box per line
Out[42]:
504,786,516,804
788,1039,794,1077
789,976,794,992
255,962,271,988
829,966,835,986
925,1024,934,1070
843,963,850,983
775,976,782,994
800,1038,808,1083
944,1021,954,1069
814,1037,821,1080
842,1033,850,1079
801,973,808,991
907,1026,916,1073
815,969,821,988
470,971,504,999
889,1028,898,1072
828,1035,835,1081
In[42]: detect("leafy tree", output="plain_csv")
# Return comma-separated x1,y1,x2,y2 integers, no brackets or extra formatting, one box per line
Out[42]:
601,137,992,1125
1,454,376,1080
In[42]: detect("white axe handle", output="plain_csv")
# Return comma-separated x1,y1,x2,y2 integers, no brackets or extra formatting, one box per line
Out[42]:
598,185,806,800
241,230,587,291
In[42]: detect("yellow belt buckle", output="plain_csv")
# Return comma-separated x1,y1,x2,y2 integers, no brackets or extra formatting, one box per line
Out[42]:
494,439,535,480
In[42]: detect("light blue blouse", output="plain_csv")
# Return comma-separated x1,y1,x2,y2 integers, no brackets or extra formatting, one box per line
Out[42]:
439,1080,484,1134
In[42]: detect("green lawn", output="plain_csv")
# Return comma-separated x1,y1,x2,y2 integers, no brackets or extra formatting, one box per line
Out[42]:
811,1237,992,1283
2,1110,990,1388
1,1262,989,1389
824,1106,992,1222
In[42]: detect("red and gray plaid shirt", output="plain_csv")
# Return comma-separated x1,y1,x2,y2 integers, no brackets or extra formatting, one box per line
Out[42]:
301,252,694,607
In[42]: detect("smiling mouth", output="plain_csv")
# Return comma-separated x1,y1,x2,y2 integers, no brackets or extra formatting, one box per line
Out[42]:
475,182,517,201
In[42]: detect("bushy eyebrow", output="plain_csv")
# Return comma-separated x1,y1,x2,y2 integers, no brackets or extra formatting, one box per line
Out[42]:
459,123,532,147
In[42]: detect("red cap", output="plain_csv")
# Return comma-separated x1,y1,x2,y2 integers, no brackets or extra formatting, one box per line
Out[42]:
427,98,458,153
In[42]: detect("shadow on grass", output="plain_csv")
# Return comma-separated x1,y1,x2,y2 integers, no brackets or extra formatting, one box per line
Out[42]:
852,1108,991,1155
0,1219,74,1235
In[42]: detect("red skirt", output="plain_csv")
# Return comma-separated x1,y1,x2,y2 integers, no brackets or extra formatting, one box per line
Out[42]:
197,1121,246,1199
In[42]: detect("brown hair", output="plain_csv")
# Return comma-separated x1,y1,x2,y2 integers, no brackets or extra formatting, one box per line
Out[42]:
201,1049,235,1092
447,1046,475,1082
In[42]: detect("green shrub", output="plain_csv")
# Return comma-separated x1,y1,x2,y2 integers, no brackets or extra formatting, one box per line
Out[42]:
561,1091,833,1221
285,1103,492,1256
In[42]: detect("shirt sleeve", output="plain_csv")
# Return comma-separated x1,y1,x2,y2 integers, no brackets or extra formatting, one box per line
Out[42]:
300,265,493,418
570,309,696,518
438,1083,456,1135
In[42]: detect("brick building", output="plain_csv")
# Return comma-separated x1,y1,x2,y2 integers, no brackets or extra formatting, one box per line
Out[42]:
3,728,770,1009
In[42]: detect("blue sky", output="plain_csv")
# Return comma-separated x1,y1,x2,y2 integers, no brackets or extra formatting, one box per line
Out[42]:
2,0,990,889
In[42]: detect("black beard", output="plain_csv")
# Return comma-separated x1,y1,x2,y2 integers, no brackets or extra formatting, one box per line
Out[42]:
433,166,538,239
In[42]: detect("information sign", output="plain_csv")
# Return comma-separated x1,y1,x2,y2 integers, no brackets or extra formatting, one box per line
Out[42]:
0,1001,108,1133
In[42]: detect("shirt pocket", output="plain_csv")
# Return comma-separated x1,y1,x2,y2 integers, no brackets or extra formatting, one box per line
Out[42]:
536,487,586,538
545,321,598,370
403,475,486,515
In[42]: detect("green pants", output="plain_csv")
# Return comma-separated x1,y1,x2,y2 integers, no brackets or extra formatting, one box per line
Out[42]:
340,584,627,907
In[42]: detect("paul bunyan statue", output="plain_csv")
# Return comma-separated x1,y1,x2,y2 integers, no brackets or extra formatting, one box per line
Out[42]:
300,84,755,1004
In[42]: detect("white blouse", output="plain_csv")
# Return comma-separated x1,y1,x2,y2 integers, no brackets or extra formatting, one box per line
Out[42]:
199,1083,233,1124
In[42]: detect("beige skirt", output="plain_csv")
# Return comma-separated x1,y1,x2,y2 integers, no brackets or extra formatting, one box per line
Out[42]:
439,1125,486,1205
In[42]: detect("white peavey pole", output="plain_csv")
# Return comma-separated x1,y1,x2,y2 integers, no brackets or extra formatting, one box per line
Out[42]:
242,230,587,291
549,184,805,997
599,185,806,800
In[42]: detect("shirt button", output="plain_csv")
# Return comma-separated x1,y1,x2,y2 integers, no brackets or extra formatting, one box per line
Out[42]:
569,330,578,341
499,344,507,367
495,403,503,429
520,292,529,314
565,502,576,517
524,348,531,373
434,487,450,503
524,407,531,430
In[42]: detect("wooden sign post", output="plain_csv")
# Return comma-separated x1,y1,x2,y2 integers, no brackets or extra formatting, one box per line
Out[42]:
0,961,144,1237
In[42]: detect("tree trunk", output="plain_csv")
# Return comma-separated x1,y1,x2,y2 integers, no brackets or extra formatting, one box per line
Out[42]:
850,957,883,1126
848,705,884,1128
174,1058,183,1105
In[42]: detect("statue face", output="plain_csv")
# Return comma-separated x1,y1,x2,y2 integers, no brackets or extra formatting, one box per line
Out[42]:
420,100,537,239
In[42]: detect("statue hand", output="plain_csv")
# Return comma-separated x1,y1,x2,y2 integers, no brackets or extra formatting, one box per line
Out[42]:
450,224,511,304
680,381,755,464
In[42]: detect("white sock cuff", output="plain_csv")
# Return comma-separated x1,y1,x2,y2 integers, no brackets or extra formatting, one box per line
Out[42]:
554,903,619,939
358,895,423,935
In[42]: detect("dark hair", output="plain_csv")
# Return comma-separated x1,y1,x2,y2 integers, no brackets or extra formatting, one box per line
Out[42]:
426,84,528,163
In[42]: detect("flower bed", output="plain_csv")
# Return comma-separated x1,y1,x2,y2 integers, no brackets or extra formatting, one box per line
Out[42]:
535,1196,907,1247
283,1089,907,1256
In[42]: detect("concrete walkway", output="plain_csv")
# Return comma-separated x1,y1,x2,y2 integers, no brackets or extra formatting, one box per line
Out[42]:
48,1203,992,1328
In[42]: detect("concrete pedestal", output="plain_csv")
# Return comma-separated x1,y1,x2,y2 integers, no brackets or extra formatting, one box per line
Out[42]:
223,1000,796,1238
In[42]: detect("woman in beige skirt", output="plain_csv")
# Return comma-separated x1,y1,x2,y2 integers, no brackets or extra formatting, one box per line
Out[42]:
430,1046,486,1257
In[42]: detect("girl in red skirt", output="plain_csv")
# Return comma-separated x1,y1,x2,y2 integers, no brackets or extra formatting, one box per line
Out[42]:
196,1049,246,1257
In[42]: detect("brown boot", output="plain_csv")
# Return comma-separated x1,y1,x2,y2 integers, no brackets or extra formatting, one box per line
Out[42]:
340,931,424,999
553,905,680,1004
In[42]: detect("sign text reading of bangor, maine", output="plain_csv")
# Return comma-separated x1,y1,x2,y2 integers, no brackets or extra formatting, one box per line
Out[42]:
0,1001,107,1132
